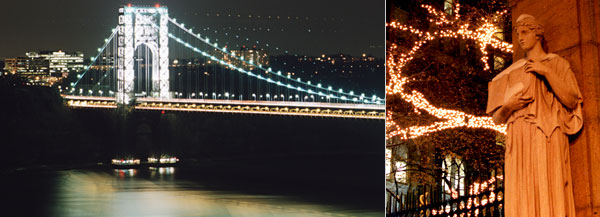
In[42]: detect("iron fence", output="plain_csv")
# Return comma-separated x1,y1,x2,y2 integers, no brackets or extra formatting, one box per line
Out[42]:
387,179,504,217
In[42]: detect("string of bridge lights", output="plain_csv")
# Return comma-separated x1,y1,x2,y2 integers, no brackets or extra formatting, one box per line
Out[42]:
191,25,340,54
168,32,374,103
187,25,366,76
130,13,382,104
386,3,511,140
70,26,119,90
166,16,384,104
186,25,292,56
194,13,341,51
201,12,344,22
181,25,371,81
188,25,301,55
70,14,383,104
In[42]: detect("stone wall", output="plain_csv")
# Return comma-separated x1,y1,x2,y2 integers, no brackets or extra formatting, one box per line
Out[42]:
509,0,600,216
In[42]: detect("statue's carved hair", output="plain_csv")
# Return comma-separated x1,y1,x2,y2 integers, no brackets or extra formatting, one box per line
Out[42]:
514,14,544,36
514,14,548,52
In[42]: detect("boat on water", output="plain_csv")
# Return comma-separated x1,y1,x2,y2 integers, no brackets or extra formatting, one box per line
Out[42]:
147,155,180,167
111,158,142,169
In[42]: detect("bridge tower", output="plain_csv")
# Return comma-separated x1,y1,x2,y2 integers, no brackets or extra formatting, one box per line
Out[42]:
117,5,170,104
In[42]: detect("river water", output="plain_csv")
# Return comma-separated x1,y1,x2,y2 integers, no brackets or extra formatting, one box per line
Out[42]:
0,157,381,216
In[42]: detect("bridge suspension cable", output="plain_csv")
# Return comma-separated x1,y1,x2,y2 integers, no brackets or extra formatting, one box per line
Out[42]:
70,26,119,90
66,11,383,106
166,17,384,104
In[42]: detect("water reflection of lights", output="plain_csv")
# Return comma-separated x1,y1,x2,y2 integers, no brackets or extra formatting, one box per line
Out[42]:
49,170,377,216
149,167,175,179
159,167,175,175
114,169,138,178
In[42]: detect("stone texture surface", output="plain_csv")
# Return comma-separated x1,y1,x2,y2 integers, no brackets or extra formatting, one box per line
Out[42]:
509,0,600,216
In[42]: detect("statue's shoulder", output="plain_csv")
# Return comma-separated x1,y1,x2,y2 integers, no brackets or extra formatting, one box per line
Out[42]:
544,53,566,62
546,53,560,60
545,53,571,67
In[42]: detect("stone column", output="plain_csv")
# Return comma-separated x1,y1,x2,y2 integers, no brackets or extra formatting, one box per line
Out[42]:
509,0,600,216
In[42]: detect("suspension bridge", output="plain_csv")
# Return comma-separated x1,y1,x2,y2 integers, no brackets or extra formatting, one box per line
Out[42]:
62,4,384,119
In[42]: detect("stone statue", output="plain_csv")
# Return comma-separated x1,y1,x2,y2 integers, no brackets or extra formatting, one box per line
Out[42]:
486,14,583,216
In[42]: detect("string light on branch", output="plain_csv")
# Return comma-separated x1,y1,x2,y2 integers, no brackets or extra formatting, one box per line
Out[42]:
386,2,511,140
386,4,511,70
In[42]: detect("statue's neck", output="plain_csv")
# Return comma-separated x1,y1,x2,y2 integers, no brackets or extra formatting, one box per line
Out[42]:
525,43,547,61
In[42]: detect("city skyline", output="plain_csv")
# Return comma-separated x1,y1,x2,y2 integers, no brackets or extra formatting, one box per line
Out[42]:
0,0,385,59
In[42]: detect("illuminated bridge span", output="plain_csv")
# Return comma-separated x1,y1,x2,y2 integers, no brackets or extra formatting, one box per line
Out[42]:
63,4,384,119
64,95,385,119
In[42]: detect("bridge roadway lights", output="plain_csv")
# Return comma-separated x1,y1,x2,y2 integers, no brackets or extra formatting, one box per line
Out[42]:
66,99,118,109
133,101,384,120
62,96,384,120
66,99,385,120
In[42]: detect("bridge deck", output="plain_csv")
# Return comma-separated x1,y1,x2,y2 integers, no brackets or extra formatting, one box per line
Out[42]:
62,95,385,120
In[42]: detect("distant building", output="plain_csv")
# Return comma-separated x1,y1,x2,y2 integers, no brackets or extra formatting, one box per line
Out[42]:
3,50,84,86
228,45,269,69
4,57,30,75
27,50,85,77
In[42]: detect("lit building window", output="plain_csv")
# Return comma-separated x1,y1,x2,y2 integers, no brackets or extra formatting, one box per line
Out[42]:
385,148,392,174
442,155,465,199
494,56,505,70
494,23,505,41
493,23,506,70
395,161,407,183
444,0,454,15
386,147,408,183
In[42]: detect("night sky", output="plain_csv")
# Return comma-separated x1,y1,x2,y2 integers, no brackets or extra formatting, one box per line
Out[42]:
0,0,385,59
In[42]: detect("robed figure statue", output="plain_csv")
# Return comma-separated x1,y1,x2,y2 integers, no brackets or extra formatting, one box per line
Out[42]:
486,14,583,216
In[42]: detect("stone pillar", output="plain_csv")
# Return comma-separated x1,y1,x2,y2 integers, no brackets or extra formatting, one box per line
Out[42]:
509,0,600,216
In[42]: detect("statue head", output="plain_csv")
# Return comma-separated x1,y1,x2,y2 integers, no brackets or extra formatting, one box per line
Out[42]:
514,14,547,52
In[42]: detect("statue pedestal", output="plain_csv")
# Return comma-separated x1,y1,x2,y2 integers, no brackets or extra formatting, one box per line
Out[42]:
509,0,600,215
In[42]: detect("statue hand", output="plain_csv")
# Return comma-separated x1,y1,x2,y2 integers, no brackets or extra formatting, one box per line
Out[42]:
504,92,533,112
524,59,551,77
